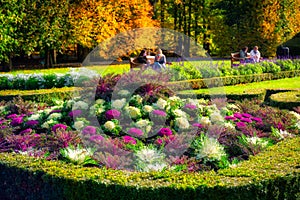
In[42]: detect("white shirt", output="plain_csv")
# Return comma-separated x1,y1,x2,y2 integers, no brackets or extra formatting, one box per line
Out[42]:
250,49,261,63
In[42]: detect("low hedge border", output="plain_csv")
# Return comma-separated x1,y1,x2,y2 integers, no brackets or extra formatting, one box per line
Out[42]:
269,90,300,110
0,137,299,200
178,89,266,101
168,70,300,91
0,87,80,104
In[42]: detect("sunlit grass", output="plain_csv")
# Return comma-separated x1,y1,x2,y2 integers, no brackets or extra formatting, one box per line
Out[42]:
0,64,130,75
180,77,300,95
0,59,231,75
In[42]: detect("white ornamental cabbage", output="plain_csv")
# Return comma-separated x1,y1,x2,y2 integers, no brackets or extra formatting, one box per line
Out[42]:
135,146,167,172
112,98,126,110
175,117,190,129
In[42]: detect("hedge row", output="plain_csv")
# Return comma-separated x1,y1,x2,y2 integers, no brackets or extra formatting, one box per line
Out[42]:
0,137,299,200
178,89,266,101
269,90,300,110
0,87,80,105
169,70,300,90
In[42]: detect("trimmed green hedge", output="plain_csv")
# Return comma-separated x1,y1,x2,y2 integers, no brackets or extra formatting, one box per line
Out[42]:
169,70,300,90
178,89,266,101
0,87,80,104
269,90,300,110
0,137,299,200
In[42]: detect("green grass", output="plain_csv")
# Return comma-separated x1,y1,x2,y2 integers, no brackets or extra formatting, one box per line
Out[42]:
0,60,231,75
0,64,130,75
180,76,300,95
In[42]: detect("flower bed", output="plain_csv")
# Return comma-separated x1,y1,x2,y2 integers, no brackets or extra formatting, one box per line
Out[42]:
0,136,299,199
0,86,299,172
0,69,299,198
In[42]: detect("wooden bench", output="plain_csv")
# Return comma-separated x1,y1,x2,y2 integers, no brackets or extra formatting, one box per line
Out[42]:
231,52,250,67
129,56,155,70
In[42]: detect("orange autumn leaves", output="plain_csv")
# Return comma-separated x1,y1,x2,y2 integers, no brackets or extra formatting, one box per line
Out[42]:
69,0,159,48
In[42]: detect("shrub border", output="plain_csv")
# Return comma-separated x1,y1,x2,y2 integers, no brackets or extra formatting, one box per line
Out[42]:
169,70,300,90
0,137,299,199
269,90,300,110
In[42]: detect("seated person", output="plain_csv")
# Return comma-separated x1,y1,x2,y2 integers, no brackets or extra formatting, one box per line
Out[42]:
239,46,250,63
137,49,148,64
250,46,261,63
153,48,166,71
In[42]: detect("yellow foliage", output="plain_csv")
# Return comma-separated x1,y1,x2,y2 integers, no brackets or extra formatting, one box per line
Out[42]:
69,0,159,48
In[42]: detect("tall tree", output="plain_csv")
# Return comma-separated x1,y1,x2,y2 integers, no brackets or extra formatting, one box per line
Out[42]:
69,0,158,49
0,0,73,70
212,0,300,57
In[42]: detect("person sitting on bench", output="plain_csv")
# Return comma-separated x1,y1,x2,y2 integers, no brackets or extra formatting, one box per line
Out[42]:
249,46,261,63
239,46,250,63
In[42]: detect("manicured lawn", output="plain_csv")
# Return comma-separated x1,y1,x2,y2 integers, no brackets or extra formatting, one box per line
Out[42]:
180,76,300,94
0,60,231,75
0,64,130,75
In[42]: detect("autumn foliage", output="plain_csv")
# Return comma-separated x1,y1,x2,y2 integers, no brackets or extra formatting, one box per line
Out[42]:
69,0,159,48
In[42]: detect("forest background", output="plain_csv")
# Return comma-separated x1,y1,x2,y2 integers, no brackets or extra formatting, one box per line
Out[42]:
1,0,300,70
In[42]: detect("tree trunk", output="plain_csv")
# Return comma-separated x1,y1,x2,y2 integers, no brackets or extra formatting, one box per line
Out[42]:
77,45,90,62
2,53,13,72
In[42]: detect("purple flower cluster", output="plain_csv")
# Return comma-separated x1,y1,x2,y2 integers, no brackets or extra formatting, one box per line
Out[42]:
90,135,104,142
192,123,203,129
225,112,263,129
152,110,167,117
52,124,68,132
26,120,39,126
128,128,143,137
68,110,82,118
158,127,172,136
50,110,61,114
184,104,197,110
82,126,97,135
156,135,175,145
20,128,33,135
123,136,137,145
11,117,23,127
105,109,121,120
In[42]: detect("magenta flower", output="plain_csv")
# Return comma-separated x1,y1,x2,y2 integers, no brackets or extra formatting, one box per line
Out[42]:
128,128,144,137
152,110,167,117
68,110,82,118
52,124,68,132
123,136,137,145
233,113,243,119
184,104,197,110
82,126,97,135
158,127,173,136
50,110,61,114
240,118,252,123
192,123,203,129
90,135,104,142
242,113,252,118
7,114,18,119
236,121,246,128
11,117,23,126
252,117,262,123
105,109,121,120
26,120,39,126
155,138,164,145
20,128,32,135
224,116,236,121
276,122,284,130
156,135,176,145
